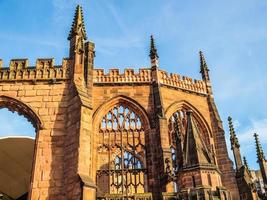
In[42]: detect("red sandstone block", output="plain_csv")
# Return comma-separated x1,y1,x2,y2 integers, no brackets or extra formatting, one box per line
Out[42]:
58,102,68,108
34,85,51,90
25,90,36,96
38,180,50,188
52,96,64,102
10,85,20,90
41,116,51,122
30,189,40,199
37,90,50,96
17,90,25,96
31,102,42,108
41,171,50,181
46,102,59,108
23,85,34,90
21,96,43,102
2,91,17,97
51,130,65,136
39,108,49,115
53,122,65,129
55,180,63,187
49,89,62,96
43,96,53,102
48,108,55,115
55,114,65,121
2,85,10,91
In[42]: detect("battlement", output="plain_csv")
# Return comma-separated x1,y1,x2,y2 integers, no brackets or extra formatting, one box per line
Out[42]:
93,68,152,83
159,70,207,94
0,58,71,82
93,68,207,95
0,58,207,94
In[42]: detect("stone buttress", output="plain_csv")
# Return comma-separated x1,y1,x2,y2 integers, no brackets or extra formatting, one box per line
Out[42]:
0,5,242,200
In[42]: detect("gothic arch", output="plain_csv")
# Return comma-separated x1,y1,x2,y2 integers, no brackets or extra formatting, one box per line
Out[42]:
165,100,212,138
93,95,150,197
0,95,43,131
0,95,43,199
93,95,151,131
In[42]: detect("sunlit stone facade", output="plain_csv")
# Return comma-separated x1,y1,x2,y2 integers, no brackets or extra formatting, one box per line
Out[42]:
1,5,263,200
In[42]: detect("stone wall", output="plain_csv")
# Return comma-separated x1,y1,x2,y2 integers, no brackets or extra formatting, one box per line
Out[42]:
0,80,70,199
0,56,238,199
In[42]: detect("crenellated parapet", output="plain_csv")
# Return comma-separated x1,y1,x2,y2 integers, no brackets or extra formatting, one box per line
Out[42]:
36,58,55,69
0,58,71,82
93,68,152,83
9,59,29,70
93,68,207,95
159,70,207,94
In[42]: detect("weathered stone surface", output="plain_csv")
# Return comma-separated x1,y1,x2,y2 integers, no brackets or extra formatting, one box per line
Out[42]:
0,5,242,200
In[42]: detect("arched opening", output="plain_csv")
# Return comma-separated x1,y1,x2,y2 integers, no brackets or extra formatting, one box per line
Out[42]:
95,103,148,199
0,96,41,200
167,105,213,192
168,108,211,167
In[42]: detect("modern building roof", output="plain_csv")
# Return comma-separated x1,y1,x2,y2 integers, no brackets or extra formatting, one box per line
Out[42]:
0,137,34,199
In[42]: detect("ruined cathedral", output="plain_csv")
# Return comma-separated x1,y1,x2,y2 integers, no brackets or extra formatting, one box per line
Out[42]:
0,5,267,200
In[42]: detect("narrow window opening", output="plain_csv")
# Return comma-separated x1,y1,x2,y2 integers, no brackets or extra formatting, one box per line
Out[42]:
192,176,196,188
208,174,212,186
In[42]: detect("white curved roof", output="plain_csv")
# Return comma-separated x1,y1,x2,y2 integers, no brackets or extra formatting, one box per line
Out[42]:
0,136,34,199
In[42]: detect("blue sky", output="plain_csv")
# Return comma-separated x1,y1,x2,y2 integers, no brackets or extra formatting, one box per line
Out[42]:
0,0,267,170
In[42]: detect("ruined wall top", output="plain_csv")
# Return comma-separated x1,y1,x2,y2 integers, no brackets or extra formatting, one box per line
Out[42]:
0,58,71,82
93,68,207,95
0,58,207,95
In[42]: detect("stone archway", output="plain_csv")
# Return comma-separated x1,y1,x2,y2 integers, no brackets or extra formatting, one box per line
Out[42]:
0,95,43,200
0,95,43,131
93,96,152,199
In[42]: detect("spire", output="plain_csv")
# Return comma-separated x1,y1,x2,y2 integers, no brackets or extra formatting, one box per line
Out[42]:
199,51,210,81
150,35,158,59
228,116,243,170
183,110,212,167
243,156,250,171
68,5,87,41
254,133,267,189
228,116,240,149
254,133,265,161
149,35,159,68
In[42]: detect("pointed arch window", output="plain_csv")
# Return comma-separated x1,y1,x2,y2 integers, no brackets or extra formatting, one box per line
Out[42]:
96,104,147,198
168,108,210,171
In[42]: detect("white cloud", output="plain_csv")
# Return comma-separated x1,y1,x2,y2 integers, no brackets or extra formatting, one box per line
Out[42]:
232,118,267,169
238,118,267,144
225,118,267,170
233,119,241,129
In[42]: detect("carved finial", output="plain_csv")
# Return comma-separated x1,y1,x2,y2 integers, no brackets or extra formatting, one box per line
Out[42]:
68,5,87,41
243,156,250,171
228,116,240,149
199,51,210,81
150,35,159,60
254,133,265,161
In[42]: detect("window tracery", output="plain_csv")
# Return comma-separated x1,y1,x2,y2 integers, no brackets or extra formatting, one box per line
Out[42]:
96,104,147,198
